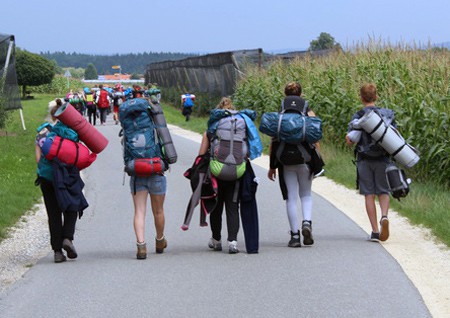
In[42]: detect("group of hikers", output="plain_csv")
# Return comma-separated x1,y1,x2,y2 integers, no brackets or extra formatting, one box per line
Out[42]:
65,83,161,126
35,81,400,262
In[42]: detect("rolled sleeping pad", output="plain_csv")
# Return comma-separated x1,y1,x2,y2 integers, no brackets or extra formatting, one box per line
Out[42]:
54,103,109,154
149,103,177,164
42,135,97,170
357,110,419,168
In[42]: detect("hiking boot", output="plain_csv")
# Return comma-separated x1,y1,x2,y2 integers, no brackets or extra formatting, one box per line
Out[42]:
136,242,147,259
62,238,78,259
228,240,239,254
54,250,67,263
379,216,390,242
208,238,222,251
155,236,167,254
301,221,314,246
369,232,380,242
288,231,301,247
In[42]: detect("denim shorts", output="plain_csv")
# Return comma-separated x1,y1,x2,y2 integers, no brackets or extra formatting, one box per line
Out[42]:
130,174,167,195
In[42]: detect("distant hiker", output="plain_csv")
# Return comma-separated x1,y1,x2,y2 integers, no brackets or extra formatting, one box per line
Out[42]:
95,84,111,125
34,99,87,263
267,82,321,248
197,97,262,254
346,83,394,242
112,83,124,125
83,87,97,125
181,93,195,121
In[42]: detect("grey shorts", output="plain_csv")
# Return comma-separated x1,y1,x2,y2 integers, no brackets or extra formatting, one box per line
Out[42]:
357,158,390,195
130,174,167,195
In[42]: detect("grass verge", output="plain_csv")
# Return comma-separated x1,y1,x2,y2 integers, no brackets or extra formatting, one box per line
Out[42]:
0,95,54,239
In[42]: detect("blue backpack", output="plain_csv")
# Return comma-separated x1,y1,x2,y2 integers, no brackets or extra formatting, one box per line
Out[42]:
183,96,194,107
119,98,164,172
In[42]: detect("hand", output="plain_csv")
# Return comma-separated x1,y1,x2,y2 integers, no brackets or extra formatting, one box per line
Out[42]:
268,168,277,181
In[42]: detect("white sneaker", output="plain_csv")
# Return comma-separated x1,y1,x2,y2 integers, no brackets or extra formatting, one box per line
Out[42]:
208,238,222,251
228,240,239,254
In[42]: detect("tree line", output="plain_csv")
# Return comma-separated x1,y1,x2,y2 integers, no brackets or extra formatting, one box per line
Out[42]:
39,51,197,75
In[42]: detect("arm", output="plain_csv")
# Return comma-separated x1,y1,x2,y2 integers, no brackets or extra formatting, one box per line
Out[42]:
268,139,277,181
198,132,210,155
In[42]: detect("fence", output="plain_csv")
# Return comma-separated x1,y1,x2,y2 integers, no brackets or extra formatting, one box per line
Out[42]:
145,49,263,97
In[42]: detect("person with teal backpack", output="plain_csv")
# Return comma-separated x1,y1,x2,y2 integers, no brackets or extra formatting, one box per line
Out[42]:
119,96,175,259
266,82,321,248
35,99,87,263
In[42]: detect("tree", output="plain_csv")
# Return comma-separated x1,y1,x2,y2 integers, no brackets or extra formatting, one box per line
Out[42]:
16,49,55,97
84,63,98,80
309,32,341,51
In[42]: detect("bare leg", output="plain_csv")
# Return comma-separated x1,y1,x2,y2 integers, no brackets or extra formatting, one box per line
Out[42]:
378,194,390,218
132,191,148,243
150,194,165,239
365,194,379,233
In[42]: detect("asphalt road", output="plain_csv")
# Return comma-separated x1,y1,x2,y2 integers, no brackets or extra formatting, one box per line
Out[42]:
0,118,431,318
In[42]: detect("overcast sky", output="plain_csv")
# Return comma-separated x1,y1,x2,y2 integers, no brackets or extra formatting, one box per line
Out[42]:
1,0,449,55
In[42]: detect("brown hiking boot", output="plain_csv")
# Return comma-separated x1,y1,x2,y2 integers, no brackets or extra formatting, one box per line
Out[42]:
380,217,390,241
155,236,167,254
136,242,147,259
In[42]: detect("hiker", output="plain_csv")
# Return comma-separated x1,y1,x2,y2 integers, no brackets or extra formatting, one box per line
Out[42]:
95,84,111,125
34,99,86,263
181,92,195,121
112,84,124,125
267,82,320,247
198,97,262,254
346,83,394,242
83,87,97,125
119,96,170,259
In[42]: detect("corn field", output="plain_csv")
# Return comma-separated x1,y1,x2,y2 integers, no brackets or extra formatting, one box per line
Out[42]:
234,45,450,187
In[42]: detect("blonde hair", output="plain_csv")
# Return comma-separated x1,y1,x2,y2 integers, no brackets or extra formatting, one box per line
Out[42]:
216,97,235,110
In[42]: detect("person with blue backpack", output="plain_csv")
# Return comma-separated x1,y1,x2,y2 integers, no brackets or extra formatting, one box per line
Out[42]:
267,82,321,248
119,96,174,259
181,92,195,121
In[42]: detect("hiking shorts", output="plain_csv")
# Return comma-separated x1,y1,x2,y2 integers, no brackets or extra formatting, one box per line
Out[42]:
357,158,390,195
130,174,166,195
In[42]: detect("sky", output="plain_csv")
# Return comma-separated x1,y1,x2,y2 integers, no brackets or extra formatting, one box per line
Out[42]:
1,0,449,55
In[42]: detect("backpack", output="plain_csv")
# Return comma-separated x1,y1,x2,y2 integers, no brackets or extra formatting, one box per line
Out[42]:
85,93,94,106
118,98,165,176
385,163,411,200
275,99,319,166
209,110,248,181
97,90,109,108
183,96,194,107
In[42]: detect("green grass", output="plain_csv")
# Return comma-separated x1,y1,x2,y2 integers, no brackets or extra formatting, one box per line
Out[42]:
1,95,449,248
0,94,54,239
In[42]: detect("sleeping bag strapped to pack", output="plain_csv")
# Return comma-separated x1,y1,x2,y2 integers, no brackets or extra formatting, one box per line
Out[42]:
259,98,322,144
119,98,165,176
42,135,97,170
209,110,248,181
